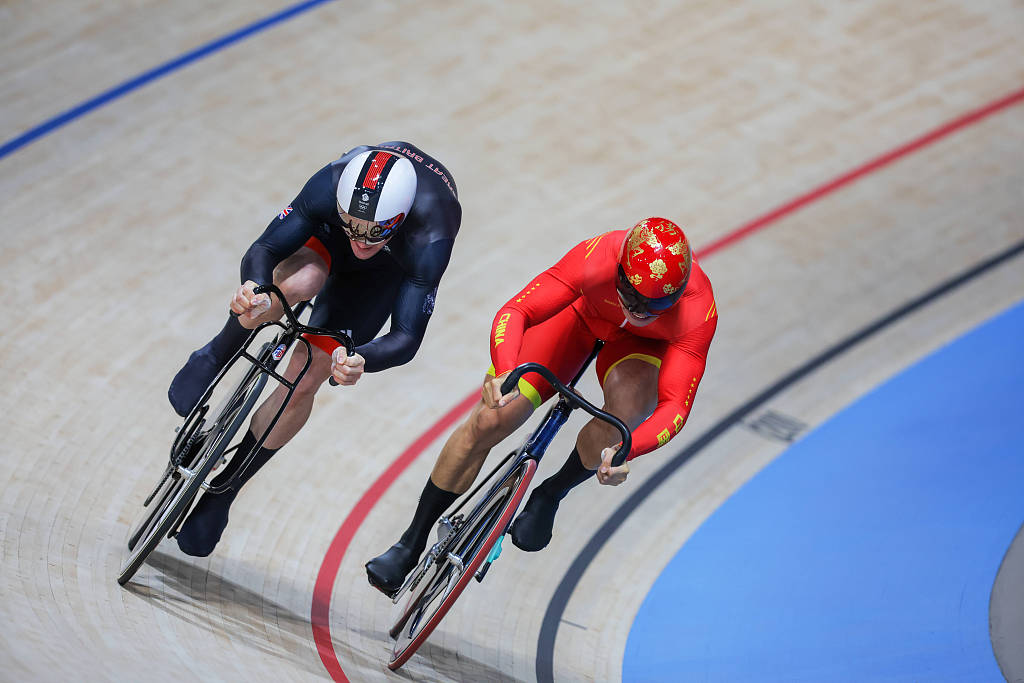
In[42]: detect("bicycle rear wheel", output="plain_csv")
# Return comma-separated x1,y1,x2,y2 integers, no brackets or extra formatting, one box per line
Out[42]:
388,458,537,670
117,364,268,586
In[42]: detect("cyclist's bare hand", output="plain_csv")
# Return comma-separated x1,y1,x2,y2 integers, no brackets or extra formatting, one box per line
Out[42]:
597,445,630,486
231,280,270,320
331,347,365,386
482,371,519,409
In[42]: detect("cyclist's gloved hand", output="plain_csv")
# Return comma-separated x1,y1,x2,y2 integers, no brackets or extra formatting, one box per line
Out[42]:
331,347,365,386
597,445,630,486
231,280,271,321
483,371,519,409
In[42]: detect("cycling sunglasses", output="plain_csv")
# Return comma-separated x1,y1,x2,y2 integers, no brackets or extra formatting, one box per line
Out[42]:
615,265,680,318
340,213,404,245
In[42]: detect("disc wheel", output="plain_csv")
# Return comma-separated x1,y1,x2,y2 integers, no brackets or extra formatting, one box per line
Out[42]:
388,458,536,670
117,364,268,586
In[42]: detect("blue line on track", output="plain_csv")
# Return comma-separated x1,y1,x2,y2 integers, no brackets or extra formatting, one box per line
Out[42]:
0,0,333,161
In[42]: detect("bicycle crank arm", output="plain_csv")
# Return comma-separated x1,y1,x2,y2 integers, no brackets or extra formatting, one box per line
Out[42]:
391,552,436,604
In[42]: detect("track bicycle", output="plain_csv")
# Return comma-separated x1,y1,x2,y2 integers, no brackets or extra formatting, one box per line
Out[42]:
117,284,353,586
385,341,631,670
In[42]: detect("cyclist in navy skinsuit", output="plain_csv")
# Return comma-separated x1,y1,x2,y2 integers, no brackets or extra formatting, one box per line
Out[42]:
169,141,461,557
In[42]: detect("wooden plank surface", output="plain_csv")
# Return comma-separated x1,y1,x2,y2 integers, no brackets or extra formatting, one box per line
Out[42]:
1,1,1022,681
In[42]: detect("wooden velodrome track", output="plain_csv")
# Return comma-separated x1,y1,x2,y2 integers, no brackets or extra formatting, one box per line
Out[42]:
2,1,1023,681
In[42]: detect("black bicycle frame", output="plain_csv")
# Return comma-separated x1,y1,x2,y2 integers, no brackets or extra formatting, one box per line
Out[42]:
175,283,354,495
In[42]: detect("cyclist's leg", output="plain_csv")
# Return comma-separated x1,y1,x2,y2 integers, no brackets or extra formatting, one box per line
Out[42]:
234,260,404,472
368,306,596,590
178,256,396,556
430,390,536,493
511,337,660,551
576,355,660,465
168,240,329,417
176,342,331,557
365,380,537,594
432,305,599,491
247,343,332,447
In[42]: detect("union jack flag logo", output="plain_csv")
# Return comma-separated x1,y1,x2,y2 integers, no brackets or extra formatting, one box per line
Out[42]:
278,205,293,220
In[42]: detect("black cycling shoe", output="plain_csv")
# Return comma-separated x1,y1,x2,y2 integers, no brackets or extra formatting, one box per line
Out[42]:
510,487,560,552
175,489,237,557
168,349,223,418
366,542,421,597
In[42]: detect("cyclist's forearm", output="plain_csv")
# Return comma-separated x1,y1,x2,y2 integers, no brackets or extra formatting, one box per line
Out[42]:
357,330,420,372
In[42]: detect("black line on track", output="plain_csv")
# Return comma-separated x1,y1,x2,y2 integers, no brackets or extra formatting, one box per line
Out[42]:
535,238,1024,682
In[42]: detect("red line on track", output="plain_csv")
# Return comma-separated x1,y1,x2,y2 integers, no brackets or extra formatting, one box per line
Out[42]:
698,87,1024,258
311,392,480,682
311,85,1024,681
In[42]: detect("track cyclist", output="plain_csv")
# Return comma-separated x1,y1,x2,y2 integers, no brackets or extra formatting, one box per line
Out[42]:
366,217,717,595
168,142,461,557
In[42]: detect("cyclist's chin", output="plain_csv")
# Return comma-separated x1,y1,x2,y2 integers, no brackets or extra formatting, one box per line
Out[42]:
621,305,658,327
350,239,386,260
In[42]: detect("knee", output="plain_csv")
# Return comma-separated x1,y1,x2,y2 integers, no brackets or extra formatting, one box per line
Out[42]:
291,372,323,402
465,404,513,449
274,252,328,303
467,407,500,445
602,361,658,429
281,350,328,402
279,269,324,304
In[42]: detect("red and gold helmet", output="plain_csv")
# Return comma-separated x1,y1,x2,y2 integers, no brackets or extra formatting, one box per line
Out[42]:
616,217,692,317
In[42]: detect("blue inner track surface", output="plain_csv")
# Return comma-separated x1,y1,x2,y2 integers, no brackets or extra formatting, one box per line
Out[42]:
624,299,1024,682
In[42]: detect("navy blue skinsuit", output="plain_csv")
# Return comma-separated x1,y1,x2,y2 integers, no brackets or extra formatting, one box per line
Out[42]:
241,141,461,371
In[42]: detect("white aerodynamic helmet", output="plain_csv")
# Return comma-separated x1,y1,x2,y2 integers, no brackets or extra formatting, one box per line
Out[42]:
336,150,417,243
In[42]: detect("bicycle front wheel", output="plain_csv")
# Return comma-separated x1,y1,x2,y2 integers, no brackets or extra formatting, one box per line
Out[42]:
117,366,268,586
388,458,537,670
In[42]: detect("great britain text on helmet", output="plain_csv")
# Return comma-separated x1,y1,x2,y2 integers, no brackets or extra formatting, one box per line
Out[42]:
378,142,457,199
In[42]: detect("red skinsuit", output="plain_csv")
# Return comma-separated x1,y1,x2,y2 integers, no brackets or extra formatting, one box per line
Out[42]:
489,230,718,460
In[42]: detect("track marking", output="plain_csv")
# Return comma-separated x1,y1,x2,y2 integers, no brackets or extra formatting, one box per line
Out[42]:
0,0,334,161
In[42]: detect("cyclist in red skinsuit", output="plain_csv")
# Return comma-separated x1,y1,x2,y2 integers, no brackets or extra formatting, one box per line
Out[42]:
488,228,717,459
367,218,717,596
